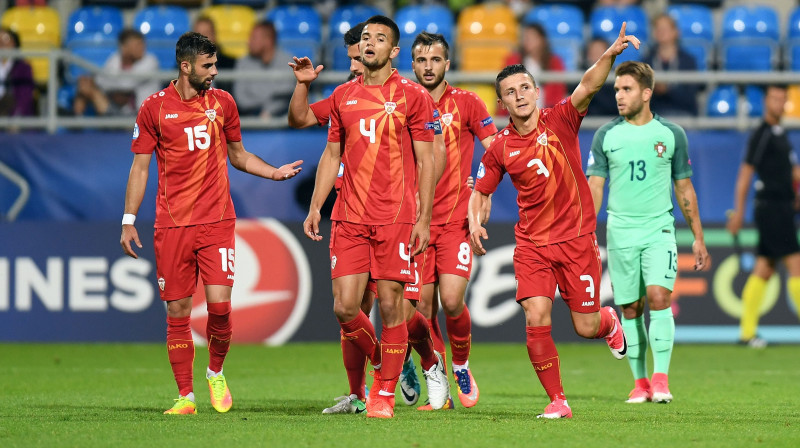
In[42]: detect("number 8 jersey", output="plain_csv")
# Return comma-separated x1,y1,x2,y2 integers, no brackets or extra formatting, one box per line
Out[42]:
131,82,241,228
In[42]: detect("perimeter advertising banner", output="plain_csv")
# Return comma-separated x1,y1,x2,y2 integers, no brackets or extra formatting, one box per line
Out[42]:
1,220,798,343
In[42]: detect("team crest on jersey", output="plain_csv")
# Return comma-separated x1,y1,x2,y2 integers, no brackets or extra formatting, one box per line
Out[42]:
384,102,397,114
654,141,666,157
441,113,453,126
158,277,165,291
205,109,216,122
537,132,548,146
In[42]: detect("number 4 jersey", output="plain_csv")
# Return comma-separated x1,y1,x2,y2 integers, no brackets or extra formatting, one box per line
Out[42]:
131,82,241,228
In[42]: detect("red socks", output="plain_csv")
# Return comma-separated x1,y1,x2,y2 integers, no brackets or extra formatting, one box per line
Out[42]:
166,316,195,396
428,317,447,371
341,332,368,399
407,311,437,370
340,311,381,366
526,326,565,401
446,306,472,366
594,307,614,339
379,323,408,389
206,302,232,373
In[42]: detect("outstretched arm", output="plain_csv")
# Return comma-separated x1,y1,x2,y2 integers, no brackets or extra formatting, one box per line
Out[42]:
120,153,152,259
228,140,303,180
572,22,640,113
304,142,341,241
674,178,710,271
287,56,324,129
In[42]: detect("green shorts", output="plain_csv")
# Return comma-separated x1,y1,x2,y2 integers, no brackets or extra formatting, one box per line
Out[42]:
607,240,678,306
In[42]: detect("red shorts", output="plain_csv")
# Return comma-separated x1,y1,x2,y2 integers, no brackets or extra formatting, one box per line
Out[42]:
329,221,415,284
421,219,472,284
367,272,421,301
514,232,601,313
153,219,236,301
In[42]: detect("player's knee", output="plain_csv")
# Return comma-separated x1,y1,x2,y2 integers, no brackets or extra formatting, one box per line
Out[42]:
574,321,596,339
440,296,464,317
333,300,359,322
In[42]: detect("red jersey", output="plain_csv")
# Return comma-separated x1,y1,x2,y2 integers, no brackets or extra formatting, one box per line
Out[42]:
310,96,331,126
131,82,241,228
475,97,596,246
432,83,498,225
327,70,436,224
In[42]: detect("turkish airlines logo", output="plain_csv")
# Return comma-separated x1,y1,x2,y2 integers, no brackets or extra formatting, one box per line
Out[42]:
190,219,311,345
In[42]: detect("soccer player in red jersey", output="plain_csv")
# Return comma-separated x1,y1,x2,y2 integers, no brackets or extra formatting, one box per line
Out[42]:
318,15,438,419
119,32,302,415
400,31,498,410
469,23,641,419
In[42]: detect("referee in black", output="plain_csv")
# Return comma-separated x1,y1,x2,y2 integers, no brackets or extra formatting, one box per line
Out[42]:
726,84,800,347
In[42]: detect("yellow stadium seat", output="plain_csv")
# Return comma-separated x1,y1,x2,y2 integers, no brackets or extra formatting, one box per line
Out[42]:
456,83,498,116
459,44,515,72
202,5,256,60
786,85,800,119
456,4,518,72
1,6,60,84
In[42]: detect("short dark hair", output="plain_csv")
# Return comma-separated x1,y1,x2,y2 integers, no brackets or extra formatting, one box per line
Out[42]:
254,20,277,42
175,31,217,66
118,28,144,45
411,31,449,60
363,15,400,47
495,64,535,98
615,61,655,90
344,22,365,47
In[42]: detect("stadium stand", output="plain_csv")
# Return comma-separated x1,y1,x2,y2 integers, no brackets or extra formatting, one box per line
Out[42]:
589,5,648,66
720,5,779,71
786,6,800,71
523,4,584,71
202,4,256,60
327,4,383,70
744,85,764,118
457,3,518,72
706,85,738,117
1,5,60,85
133,6,190,69
265,4,321,62
667,4,713,71
395,4,455,71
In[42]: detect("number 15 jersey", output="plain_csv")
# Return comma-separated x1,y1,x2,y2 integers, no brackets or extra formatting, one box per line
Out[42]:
131,82,241,228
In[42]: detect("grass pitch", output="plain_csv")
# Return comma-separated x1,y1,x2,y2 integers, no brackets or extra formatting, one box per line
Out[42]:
2,342,799,447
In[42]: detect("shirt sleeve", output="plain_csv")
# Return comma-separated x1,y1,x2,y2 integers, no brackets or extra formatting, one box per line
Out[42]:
745,125,769,167
327,87,343,143
130,100,158,154
586,126,609,178
407,85,435,142
474,138,505,195
551,96,586,135
310,97,331,126
669,122,693,180
222,91,242,142
466,91,498,141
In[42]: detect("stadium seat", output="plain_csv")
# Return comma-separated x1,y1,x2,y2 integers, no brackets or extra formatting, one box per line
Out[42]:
0,6,61,84
395,4,455,71
203,5,257,60
327,4,383,70
65,33,117,83
455,83,497,116
211,0,266,6
720,6,779,71
589,5,648,65
133,6,190,69
706,85,738,117
265,5,321,61
523,4,584,71
66,6,123,42
785,7,800,71
457,4,518,72
785,85,800,118
667,4,713,70
744,85,764,117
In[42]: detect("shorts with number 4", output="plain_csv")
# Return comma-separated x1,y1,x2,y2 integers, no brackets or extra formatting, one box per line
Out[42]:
421,219,472,284
607,240,678,306
514,232,602,313
153,219,236,301
329,221,415,284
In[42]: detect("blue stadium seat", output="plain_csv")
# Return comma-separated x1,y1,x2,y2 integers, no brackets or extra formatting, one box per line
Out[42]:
66,6,123,42
744,85,764,117
133,6,191,69
266,5,321,61
212,1,267,5
706,85,738,117
327,4,383,70
65,33,117,83
590,6,648,66
786,7,800,70
720,6,779,71
524,4,584,71
395,4,454,71
667,4,713,70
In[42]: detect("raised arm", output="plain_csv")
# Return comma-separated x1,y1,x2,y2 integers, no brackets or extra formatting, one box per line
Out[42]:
120,153,152,259
674,177,710,270
304,141,341,241
467,189,490,256
588,175,606,214
287,56,324,129
227,140,303,180
572,22,640,113
726,162,754,235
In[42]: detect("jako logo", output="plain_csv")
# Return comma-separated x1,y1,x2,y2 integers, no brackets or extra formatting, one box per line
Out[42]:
384,348,405,354
164,113,178,119
168,343,189,350
581,301,595,307
190,219,311,345
534,362,553,371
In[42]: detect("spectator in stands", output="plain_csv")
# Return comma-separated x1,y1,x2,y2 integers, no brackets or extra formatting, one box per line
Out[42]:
504,22,566,108
643,13,699,116
193,15,235,92
233,21,294,120
73,29,160,116
584,37,618,116
0,28,35,117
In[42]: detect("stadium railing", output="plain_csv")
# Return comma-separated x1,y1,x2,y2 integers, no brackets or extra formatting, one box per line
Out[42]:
1,48,800,134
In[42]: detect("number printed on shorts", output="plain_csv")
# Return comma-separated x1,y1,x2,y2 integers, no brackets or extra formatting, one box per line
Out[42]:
184,125,211,151
218,247,235,273
458,242,471,266
667,248,678,273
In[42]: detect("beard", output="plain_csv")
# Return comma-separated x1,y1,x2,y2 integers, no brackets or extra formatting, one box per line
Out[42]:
417,71,445,90
361,54,390,70
621,100,644,120
188,67,212,91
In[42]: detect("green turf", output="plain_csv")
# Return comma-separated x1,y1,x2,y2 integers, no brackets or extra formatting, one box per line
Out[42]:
2,342,799,447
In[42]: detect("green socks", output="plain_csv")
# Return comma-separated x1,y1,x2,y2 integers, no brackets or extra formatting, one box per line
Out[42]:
649,308,675,375
621,315,648,380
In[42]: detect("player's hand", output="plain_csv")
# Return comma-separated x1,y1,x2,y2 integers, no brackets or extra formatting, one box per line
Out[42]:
273,160,303,181
466,176,475,189
481,196,492,225
120,224,142,259
726,210,742,235
469,225,489,256
409,221,430,257
608,22,641,56
303,209,323,241
692,240,711,271
288,57,323,84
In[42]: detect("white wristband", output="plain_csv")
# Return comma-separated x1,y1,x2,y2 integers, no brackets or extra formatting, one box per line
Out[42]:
122,214,136,225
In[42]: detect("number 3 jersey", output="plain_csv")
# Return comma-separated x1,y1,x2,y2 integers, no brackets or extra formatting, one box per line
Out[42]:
131,82,241,228
475,97,596,246
327,70,436,225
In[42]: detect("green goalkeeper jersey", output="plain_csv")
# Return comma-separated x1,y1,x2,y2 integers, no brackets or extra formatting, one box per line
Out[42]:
586,114,693,249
